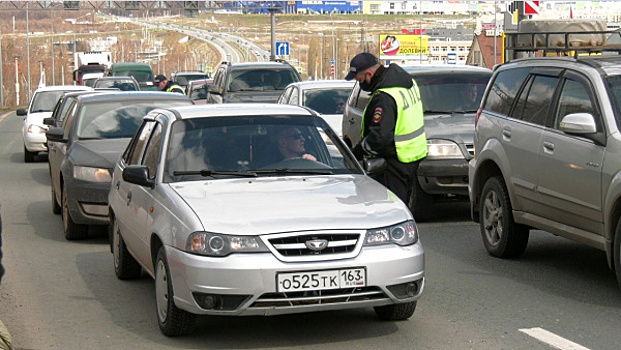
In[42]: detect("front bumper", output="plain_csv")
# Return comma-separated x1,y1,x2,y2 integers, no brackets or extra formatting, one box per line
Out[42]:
23,132,48,153
167,243,425,316
65,177,111,226
417,158,470,197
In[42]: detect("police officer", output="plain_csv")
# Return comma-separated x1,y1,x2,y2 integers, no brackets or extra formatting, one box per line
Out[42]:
345,52,427,207
153,75,184,94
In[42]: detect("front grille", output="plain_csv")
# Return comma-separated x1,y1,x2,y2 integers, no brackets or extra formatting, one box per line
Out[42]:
249,287,387,308
268,233,360,257
466,143,475,156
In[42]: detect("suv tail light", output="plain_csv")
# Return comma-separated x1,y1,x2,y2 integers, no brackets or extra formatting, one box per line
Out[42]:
475,109,482,127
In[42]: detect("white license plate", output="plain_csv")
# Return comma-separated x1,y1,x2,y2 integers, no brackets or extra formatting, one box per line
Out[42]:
277,268,366,292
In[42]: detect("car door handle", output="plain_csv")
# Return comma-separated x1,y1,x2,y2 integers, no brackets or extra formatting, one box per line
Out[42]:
543,141,555,152
126,192,132,206
502,128,511,138
115,181,120,190
348,117,355,125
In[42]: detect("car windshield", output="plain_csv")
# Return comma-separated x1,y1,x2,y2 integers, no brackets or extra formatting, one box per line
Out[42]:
227,69,297,92
30,90,68,113
164,115,362,182
303,88,351,115
415,73,491,113
76,100,188,139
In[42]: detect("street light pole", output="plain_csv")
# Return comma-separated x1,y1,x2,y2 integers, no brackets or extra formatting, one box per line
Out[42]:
268,7,277,61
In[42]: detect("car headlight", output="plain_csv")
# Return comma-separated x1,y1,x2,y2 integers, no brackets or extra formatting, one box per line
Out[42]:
27,124,47,134
364,221,418,246
73,166,112,183
426,139,464,159
187,232,269,257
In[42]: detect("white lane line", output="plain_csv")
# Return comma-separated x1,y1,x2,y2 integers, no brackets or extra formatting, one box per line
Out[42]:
519,327,590,350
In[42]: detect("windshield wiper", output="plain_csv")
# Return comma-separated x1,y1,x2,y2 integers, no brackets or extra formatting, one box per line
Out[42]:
254,168,333,175
173,169,258,178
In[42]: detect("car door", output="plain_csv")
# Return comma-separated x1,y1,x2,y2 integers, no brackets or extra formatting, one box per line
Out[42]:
111,120,157,267
500,69,561,213
49,100,78,206
536,71,605,234
341,83,369,146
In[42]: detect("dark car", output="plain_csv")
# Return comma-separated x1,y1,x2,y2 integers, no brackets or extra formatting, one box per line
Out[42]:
207,60,301,104
186,78,213,104
342,65,492,221
170,71,210,92
46,91,193,240
92,76,140,91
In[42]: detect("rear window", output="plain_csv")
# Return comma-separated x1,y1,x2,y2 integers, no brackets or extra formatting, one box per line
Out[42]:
482,67,532,116
228,68,299,91
415,72,492,113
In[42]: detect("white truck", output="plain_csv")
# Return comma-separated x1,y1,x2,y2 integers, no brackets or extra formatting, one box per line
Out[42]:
73,51,112,86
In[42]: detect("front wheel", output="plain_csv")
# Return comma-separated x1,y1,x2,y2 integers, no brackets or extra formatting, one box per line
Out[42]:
479,176,529,258
62,185,88,240
24,146,36,163
374,301,417,321
155,247,196,336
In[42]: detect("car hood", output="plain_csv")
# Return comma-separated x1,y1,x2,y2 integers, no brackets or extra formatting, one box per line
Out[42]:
225,90,283,103
69,138,131,168
424,112,475,144
169,175,411,235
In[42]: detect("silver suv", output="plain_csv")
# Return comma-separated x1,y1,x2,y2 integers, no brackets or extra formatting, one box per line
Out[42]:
469,56,621,290
342,65,491,221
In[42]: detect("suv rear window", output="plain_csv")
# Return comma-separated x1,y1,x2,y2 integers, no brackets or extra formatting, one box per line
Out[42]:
482,67,532,116
416,74,491,113
228,69,298,91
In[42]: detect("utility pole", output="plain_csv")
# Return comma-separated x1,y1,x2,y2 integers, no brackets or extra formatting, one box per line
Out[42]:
268,7,277,61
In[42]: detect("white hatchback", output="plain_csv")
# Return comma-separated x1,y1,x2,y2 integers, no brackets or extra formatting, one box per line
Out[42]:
17,85,93,162
109,104,425,336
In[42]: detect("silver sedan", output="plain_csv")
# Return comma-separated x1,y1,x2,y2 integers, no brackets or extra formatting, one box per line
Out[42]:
108,104,425,336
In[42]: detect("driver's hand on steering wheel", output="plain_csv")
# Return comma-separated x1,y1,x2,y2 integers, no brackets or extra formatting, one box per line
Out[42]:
301,154,317,161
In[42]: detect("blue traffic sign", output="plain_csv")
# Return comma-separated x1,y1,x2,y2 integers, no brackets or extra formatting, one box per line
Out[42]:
276,41,290,56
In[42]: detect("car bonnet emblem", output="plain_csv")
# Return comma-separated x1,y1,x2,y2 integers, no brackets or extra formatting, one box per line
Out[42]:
305,239,328,251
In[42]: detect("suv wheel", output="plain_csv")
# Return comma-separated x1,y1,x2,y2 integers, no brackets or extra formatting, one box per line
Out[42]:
614,219,621,290
479,176,529,258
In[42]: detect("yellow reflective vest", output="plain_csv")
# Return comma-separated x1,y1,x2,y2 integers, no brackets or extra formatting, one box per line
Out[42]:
362,81,427,163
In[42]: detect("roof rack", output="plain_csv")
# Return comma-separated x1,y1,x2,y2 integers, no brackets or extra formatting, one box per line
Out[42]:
505,30,621,60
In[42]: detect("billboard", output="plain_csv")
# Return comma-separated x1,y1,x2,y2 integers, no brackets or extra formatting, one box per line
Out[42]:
379,34,428,60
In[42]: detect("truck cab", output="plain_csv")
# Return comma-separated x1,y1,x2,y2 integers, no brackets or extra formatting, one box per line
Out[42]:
107,62,155,91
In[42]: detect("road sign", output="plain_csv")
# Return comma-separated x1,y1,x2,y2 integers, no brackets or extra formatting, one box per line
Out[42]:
524,1,539,15
447,53,457,65
276,41,290,56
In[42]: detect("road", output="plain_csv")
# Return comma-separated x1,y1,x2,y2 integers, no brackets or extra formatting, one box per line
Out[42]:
1,110,620,349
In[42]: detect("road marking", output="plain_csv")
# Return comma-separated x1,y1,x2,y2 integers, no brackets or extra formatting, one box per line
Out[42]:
519,327,590,350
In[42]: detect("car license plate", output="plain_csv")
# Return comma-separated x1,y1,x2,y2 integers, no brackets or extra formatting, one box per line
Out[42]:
277,268,366,292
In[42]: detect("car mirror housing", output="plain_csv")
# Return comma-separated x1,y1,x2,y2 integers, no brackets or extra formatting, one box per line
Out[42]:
559,113,597,134
17,108,27,116
43,117,55,126
123,165,154,188
45,127,66,143
208,85,222,95
363,157,387,176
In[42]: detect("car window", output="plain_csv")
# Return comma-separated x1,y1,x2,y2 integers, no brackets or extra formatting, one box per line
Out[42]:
510,75,559,126
143,123,163,178
31,91,66,113
175,74,208,86
555,78,598,129
125,120,157,165
228,69,297,91
483,67,532,116
304,88,351,114
57,97,78,125
164,116,362,182
415,74,491,113
605,75,621,129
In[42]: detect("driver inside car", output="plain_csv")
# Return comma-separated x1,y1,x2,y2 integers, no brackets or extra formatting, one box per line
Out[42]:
276,127,317,161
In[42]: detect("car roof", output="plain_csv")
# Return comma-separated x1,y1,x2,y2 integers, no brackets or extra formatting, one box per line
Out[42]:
500,55,621,77
226,61,295,69
76,91,191,103
284,80,355,90
95,76,136,80
151,103,316,121
174,71,208,76
403,65,492,74
33,85,92,93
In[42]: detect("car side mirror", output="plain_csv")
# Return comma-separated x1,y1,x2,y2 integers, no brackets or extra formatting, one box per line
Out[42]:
123,165,155,188
363,157,387,176
17,108,27,116
208,85,222,95
45,127,66,143
43,117,55,126
559,113,597,134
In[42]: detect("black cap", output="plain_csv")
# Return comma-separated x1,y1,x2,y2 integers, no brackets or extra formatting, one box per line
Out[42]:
345,53,379,80
153,75,167,83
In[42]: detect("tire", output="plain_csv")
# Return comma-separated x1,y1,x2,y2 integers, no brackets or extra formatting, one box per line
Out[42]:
408,180,433,222
62,185,88,240
479,176,529,258
155,247,196,336
112,216,142,280
614,219,621,291
24,146,36,163
51,185,61,215
374,301,417,321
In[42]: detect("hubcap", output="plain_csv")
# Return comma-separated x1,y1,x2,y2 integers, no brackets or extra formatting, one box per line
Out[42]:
155,259,169,323
482,190,503,246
